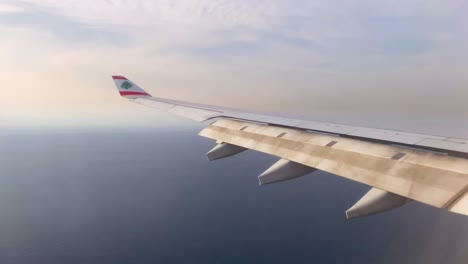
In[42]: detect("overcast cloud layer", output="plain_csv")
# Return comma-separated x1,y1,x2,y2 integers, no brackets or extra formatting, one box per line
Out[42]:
0,1,467,135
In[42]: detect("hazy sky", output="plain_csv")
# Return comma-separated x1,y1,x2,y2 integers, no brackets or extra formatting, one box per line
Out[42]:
1,1,467,135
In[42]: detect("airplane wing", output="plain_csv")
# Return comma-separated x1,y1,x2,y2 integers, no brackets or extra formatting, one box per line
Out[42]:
112,75,468,219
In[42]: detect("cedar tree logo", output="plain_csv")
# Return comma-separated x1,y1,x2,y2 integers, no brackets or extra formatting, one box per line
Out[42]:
120,81,133,90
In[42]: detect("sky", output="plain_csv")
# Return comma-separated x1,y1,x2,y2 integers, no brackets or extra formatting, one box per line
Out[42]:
0,0,467,134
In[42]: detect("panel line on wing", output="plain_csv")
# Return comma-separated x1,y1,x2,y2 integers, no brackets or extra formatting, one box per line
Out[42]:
199,119,468,210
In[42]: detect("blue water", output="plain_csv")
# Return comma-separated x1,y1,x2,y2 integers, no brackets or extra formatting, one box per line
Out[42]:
0,128,467,264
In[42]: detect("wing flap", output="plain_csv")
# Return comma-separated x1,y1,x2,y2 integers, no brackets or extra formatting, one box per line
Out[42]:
199,119,468,211
448,190,468,215
417,138,468,153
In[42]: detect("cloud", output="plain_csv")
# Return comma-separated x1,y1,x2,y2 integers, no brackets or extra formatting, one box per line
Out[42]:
0,0,467,133
0,2,23,13
7,0,467,60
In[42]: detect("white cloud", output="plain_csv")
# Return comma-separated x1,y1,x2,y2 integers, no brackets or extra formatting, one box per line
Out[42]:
0,0,467,133
18,0,279,29
0,3,23,13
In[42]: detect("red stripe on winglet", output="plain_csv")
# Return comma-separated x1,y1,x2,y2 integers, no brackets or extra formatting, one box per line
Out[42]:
119,91,150,96
112,76,127,80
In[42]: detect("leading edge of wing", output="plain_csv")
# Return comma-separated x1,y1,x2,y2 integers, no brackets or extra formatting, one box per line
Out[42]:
113,75,468,156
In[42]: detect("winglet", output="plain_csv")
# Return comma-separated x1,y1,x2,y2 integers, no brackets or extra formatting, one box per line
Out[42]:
112,75,151,97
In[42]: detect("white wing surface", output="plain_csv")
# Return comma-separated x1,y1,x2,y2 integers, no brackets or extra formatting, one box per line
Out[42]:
112,75,468,219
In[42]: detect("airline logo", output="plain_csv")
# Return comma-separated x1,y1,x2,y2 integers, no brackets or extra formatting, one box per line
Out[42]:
120,81,133,90
112,75,151,97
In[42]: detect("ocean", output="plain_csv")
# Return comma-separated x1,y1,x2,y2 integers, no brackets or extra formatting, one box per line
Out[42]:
0,127,467,264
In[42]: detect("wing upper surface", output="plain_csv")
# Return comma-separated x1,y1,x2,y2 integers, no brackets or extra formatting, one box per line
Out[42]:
133,95,468,157
112,75,468,218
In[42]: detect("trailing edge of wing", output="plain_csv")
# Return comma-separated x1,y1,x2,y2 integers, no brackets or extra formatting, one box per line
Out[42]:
199,119,468,216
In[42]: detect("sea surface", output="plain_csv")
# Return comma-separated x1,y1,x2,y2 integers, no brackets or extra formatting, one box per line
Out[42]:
0,127,468,264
